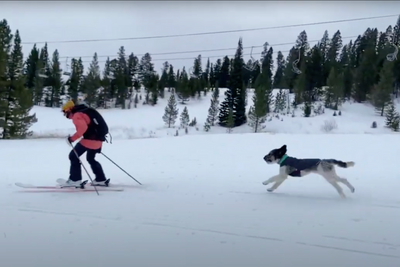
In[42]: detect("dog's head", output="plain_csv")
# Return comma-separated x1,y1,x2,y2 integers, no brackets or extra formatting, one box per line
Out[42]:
263,145,287,164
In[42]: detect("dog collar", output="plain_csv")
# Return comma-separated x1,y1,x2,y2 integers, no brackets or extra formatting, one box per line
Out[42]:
278,154,288,166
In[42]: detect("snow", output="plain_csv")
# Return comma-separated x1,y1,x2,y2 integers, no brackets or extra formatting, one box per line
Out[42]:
2,89,400,266
29,88,400,140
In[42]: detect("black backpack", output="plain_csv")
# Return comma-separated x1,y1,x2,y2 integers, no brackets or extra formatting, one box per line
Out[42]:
72,104,112,143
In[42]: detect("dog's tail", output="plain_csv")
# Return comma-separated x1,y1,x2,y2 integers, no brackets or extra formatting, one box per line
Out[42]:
326,159,355,168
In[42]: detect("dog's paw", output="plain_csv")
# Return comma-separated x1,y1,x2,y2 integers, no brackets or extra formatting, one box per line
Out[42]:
262,180,269,185
351,188,355,193
267,188,274,192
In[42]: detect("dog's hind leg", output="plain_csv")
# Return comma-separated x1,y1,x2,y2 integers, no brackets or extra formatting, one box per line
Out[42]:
321,172,346,199
337,177,355,193
324,177,346,198
328,167,355,193
333,173,355,193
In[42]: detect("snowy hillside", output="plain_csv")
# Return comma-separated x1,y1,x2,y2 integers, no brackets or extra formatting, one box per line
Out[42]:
29,88,400,140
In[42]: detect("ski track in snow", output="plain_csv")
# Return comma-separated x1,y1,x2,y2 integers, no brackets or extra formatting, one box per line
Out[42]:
1,134,400,267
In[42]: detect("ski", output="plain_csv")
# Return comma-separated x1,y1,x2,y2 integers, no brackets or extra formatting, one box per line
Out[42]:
15,180,124,192
56,178,139,188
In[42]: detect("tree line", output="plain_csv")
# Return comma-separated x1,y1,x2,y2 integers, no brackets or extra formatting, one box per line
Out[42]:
1,16,400,139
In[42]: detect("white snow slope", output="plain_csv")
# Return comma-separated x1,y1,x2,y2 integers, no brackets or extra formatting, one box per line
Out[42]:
2,133,400,267
28,88,400,140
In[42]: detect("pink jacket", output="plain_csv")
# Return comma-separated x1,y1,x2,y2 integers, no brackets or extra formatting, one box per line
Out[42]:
70,112,102,150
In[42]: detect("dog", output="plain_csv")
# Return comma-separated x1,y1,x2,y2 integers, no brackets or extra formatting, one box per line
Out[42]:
262,145,355,199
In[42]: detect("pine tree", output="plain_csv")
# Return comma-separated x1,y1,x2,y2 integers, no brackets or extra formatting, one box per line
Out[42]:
180,106,190,129
38,43,51,86
204,58,211,91
189,55,204,98
272,51,286,88
176,67,190,104
226,107,234,133
325,30,343,85
254,67,273,114
210,61,220,88
99,57,112,108
218,87,234,127
134,94,139,108
33,58,44,105
67,58,80,102
248,81,267,133
353,28,378,102
385,100,400,131
319,30,330,84
308,45,324,91
159,61,169,98
167,64,176,92
261,43,274,82
84,53,101,107
127,53,139,105
283,47,297,91
162,93,179,128
206,85,219,126
274,88,286,113
325,67,344,110
46,49,62,107
24,44,39,92
370,60,394,116
203,120,211,132
139,53,155,102
4,30,36,139
219,57,230,88
294,57,307,105
34,44,52,105
115,46,128,108
0,20,12,138
148,73,159,105
219,38,246,127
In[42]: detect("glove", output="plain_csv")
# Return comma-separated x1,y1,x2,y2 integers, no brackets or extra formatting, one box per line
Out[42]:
66,135,73,145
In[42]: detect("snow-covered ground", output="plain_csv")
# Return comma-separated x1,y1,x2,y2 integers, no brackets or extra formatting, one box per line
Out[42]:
2,134,400,267
29,88,400,140
2,89,400,266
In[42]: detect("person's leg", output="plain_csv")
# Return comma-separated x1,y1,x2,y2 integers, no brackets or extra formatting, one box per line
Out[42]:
86,148,107,183
68,143,87,182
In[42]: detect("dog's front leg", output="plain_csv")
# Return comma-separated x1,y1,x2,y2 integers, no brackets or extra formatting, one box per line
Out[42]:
263,166,287,186
262,175,281,185
267,176,287,192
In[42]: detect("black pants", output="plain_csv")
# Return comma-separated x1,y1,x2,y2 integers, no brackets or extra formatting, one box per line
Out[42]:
69,142,106,182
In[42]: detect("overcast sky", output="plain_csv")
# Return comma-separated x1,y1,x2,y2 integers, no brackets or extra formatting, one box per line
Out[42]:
1,1,400,74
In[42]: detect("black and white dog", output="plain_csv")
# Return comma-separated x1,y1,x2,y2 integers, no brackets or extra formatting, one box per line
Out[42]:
262,145,355,199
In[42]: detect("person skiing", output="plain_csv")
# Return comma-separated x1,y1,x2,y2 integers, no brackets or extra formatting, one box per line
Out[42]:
61,100,109,186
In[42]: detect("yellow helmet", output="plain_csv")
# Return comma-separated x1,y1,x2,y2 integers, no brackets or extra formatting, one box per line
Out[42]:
62,100,75,112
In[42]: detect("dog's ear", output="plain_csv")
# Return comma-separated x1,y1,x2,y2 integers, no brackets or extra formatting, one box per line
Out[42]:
280,145,287,154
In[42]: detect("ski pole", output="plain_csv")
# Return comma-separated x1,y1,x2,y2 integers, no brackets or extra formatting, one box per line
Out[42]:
101,152,142,185
69,142,99,195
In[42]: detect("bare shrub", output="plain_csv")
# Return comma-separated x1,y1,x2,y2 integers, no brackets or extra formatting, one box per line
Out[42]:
321,119,338,133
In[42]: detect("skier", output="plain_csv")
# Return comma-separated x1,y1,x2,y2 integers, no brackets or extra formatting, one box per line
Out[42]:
61,100,110,186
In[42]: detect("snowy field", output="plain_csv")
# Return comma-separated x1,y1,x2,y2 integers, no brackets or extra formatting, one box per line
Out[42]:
2,133,400,267
29,88,400,140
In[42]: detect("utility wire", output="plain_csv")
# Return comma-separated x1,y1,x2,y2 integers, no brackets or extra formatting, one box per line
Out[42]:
72,35,358,64
21,14,398,45
59,35,359,60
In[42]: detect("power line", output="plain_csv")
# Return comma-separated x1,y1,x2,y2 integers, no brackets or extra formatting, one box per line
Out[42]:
21,14,398,45
72,35,359,63
59,35,359,60
90,53,267,64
